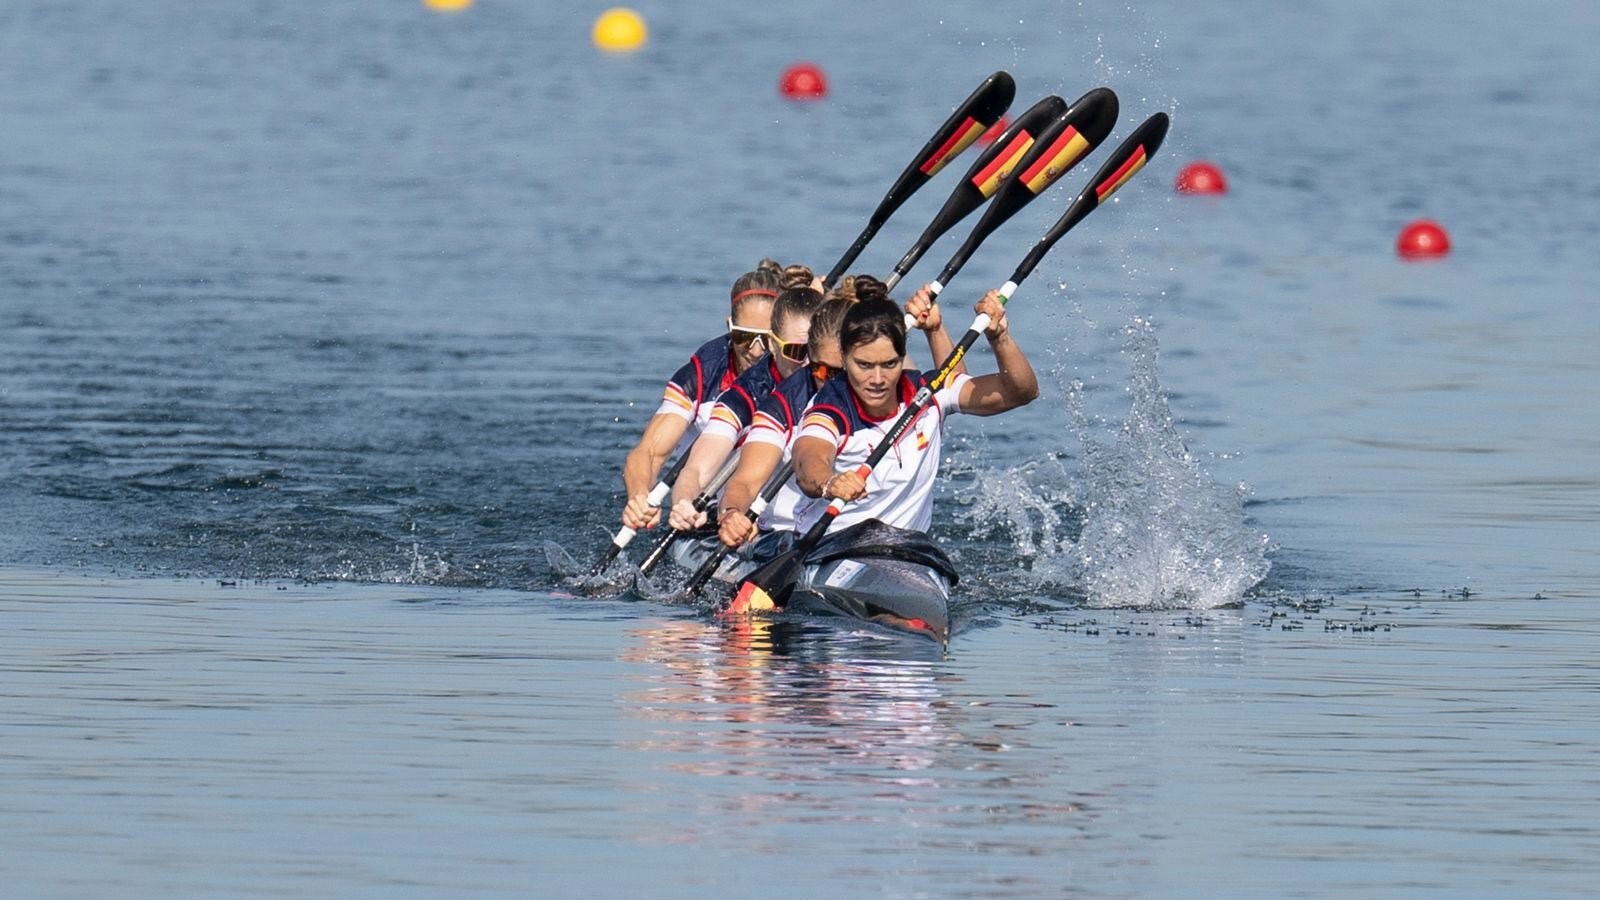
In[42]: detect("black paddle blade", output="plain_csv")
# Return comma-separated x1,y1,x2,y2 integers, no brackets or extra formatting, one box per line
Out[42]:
874,70,1016,222
888,95,1069,285
824,71,1015,287
933,87,1120,287
1010,111,1170,286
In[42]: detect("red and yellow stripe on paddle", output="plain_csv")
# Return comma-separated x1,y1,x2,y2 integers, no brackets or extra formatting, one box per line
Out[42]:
1095,144,1150,202
968,131,1037,197
1017,126,1092,194
918,117,988,177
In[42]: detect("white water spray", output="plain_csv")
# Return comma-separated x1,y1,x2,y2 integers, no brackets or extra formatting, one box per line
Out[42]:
955,317,1271,608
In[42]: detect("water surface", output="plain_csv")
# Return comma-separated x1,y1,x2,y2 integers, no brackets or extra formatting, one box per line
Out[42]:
1,0,1597,896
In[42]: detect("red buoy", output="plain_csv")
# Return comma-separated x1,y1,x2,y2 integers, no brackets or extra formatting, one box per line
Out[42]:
979,115,1010,145
779,62,828,101
1397,219,1451,259
1175,160,1227,194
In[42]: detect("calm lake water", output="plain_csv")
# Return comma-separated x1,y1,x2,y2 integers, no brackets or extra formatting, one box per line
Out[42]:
2,0,1597,897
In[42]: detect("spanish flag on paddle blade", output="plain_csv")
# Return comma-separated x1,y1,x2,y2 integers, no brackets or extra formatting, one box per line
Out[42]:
1094,145,1149,202
1018,126,1092,194
918,117,988,176
969,131,1037,198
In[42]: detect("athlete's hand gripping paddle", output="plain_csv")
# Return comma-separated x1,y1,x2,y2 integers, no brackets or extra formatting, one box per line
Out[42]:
635,448,743,576
587,453,689,577
723,111,1171,616
680,459,796,595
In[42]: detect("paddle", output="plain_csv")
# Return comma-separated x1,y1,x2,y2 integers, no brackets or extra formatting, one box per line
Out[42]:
725,111,1171,615
821,71,1015,289
587,73,1013,577
919,86,1119,305
886,87,1117,329
882,94,1068,295
635,448,743,576
586,452,690,576
681,458,796,595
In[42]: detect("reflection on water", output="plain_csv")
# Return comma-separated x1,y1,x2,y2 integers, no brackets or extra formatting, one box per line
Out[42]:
615,616,1111,880
623,619,958,784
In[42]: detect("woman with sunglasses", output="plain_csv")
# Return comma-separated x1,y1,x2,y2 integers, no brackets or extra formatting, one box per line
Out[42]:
712,277,958,558
618,261,781,533
664,266,825,526
760,287,1036,544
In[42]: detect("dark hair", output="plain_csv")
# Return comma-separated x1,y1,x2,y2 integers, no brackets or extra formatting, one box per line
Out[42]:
808,296,855,345
773,286,824,334
840,296,907,358
729,259,783,313
850,274,889,304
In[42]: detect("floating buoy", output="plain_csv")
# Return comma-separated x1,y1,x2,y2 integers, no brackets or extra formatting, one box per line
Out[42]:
1175,160,1227,194
592,7,648,52
1397,219,1451,259
979,116,1010,145
779,62,828,101
423,0,473,11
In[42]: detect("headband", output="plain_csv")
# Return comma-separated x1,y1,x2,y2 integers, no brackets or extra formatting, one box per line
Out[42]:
731,288,779,304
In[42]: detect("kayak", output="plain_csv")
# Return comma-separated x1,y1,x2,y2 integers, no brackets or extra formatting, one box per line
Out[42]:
672,519,957,645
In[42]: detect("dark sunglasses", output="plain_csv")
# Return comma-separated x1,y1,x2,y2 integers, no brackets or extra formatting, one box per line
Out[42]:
726,317,770,348
769,335,809,364
809,362,838,382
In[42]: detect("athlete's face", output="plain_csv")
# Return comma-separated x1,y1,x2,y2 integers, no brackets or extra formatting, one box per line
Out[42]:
844,335,903,415
811,336,842,372
769,311,814,379
729,300,773,373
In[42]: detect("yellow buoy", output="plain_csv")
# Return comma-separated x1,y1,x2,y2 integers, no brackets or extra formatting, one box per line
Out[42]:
424,0,474,12
592,7,648,52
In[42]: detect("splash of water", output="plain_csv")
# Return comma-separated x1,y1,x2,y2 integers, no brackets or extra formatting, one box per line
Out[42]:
543,539,637,595
954,317,1271,609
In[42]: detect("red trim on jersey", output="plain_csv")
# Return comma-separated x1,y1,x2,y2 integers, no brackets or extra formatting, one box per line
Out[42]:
850,372,917,424
689,355,706,404
773,392,795,430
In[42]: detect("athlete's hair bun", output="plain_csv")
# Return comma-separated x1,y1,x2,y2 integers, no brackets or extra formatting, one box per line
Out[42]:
779,264,816,292
851,274,889,305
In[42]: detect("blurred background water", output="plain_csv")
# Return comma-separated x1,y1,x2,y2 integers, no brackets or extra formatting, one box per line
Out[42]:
1,1,1597,897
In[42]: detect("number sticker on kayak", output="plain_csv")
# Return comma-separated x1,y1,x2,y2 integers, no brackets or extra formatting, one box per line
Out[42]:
823,560,865,588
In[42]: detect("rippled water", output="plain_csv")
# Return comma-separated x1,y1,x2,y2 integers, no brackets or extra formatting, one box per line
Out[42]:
3,0,1598,896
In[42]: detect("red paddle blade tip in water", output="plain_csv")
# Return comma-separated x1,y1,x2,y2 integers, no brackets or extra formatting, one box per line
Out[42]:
720,581,778,617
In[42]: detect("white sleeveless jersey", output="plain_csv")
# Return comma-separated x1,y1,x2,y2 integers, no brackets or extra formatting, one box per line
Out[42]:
791,370,970,534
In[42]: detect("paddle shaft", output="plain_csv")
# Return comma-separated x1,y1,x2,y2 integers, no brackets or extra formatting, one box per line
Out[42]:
636,448,743,575
587,452,690,576
890,88,1118,323
881,94,1072,295
683,459,795,594
821,71,1014,289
